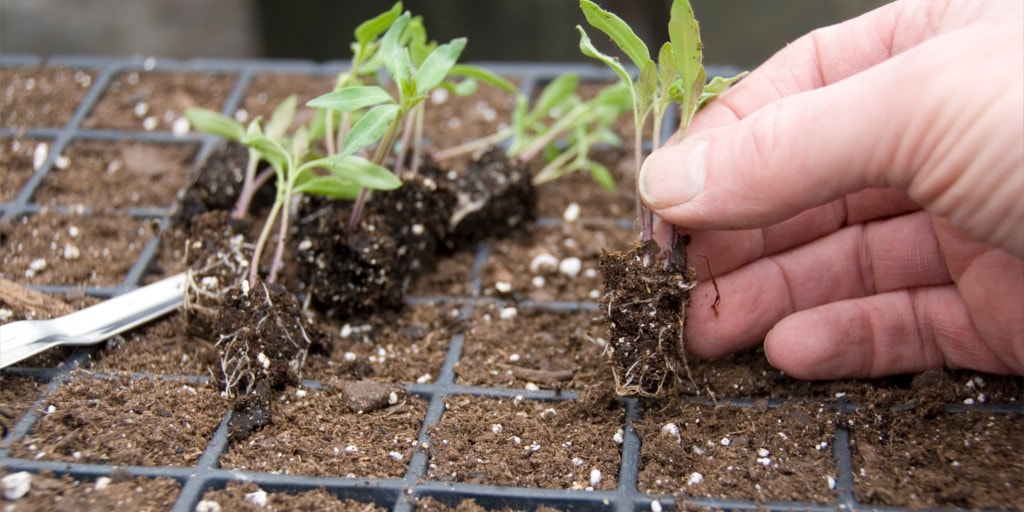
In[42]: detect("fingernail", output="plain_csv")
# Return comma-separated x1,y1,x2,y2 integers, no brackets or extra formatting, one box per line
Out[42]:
639,137,707,209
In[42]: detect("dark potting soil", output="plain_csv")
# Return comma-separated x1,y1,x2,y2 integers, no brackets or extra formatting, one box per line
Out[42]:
600,240,696,397
0,469,181,511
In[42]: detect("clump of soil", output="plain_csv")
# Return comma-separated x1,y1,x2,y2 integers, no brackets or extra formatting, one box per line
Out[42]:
443,148,536,250
295,164,456,318
214,281,322,441
599,240,696,396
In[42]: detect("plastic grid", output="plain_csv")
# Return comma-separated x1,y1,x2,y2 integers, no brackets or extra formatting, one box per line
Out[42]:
1,55,1021,512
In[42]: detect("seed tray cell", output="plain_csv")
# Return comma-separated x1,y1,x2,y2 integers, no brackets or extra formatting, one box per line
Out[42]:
2,56,1021,512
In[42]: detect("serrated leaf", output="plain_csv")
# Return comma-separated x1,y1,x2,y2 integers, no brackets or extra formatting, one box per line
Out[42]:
415,37,467,95
354,2,403,46
307,86,396,112
266,95,297,140
184,108,245,141
339,103,400,159
577,26,632,93
579,0,649,70
449,64,518,93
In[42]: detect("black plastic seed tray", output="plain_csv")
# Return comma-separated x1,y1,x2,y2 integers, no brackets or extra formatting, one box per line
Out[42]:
1,55,1021,512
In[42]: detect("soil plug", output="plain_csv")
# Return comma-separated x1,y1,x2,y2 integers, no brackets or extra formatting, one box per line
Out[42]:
579,0,744,396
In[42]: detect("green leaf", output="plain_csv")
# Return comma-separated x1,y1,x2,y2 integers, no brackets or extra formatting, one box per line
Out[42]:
449,64,518,93
637,60,658,112
699,71,748,107
321,154,403,190
531,72,579,124
291,125,310,161
339,103,400,159
354,2,403,46
244,130,288,174
405,16,433,65
443,77,478,96
292,175,362,199
657,42,678,97
381,13,413,85
307,86,396,112
579,0,650,70
576,26,632,93
415,37,467,95
184,108,245,141
265,95,297,140
669,0,704,100
588,161,616,192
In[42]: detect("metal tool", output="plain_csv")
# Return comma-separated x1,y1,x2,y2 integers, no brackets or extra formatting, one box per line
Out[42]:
1,272,187,369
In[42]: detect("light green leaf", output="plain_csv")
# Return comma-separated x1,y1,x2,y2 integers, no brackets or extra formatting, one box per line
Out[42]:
381,13,413,85
588,161,616,192
637,60,658,110
321,154,403,190
307,86,396,112
339,103,400,159
669,0,704,98
579,0,650,70
265,95,297,140
415,37,467,95
699,71,748,107
291,125,310,161
657,42,677,96
531,72,579,124
354,2,403,46
184,108,245,141
443,77,478,96
292,175,362,199
576,26,632,93
449,64,518,93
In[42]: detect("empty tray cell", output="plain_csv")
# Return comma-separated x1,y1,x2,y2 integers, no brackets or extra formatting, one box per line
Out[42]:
426,394,623,490
1,67,96,129
850,407,1024,509
218,386,428,478
0,471,181,510
456,304,606,392
32,139,197,209
10,375,225,466
83,70,235,132
0,211,157,286
636,400,839,503
198,481,390,511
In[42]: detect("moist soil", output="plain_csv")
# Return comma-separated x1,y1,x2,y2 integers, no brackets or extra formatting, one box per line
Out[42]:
1,64,1022,511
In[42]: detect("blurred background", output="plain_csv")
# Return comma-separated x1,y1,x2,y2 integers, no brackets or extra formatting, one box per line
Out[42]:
2,0,890,69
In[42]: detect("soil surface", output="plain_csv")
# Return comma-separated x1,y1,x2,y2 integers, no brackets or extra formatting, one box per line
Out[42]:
1,64,1021,512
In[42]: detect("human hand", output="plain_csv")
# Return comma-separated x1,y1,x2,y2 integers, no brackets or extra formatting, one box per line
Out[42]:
638,0,1024,379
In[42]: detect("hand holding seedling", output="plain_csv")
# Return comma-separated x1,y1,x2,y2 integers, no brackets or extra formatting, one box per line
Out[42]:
639,0,1024,379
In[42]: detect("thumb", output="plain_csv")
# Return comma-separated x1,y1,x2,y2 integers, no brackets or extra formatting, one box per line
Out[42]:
639,26,1024,255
